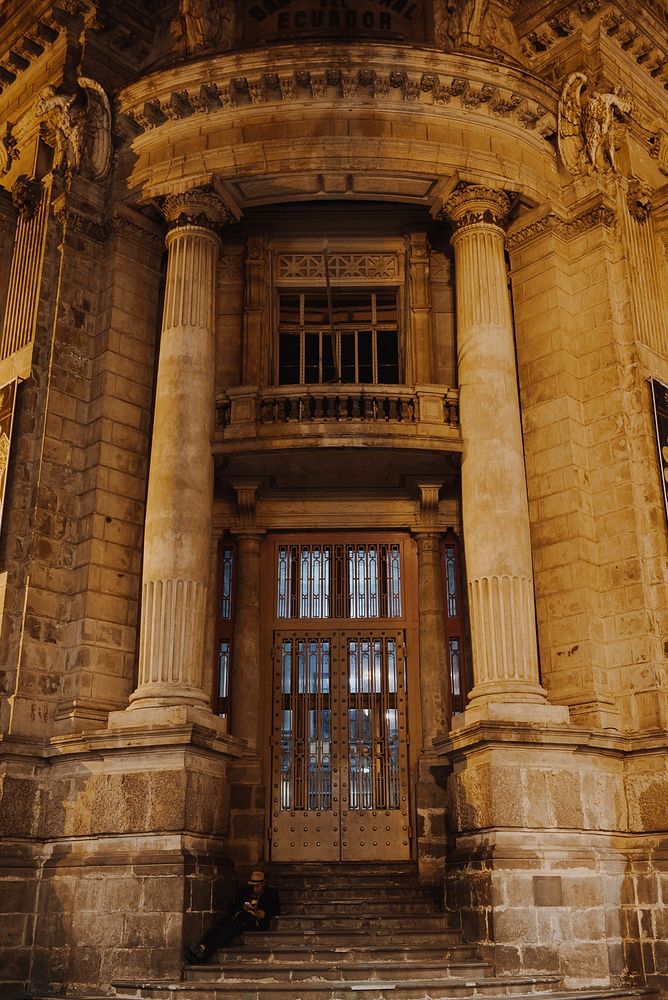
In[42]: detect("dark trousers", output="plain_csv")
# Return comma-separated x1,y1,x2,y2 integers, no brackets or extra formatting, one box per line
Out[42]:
200,909,260,961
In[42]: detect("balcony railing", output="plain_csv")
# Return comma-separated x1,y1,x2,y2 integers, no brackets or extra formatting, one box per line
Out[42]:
215,384,460,451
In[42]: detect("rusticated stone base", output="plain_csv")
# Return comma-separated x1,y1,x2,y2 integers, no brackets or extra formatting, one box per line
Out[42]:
0,721,245,996
436,722,668,993
27,839,235,992
415,756,450,884
225,756,266,869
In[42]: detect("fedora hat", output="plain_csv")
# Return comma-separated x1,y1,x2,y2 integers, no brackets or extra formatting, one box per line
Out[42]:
249,870,265,883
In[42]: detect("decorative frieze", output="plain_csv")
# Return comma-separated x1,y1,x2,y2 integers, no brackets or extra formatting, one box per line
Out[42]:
117,66,557,147
506,204,618,251
275,251,400,281
218,252,244,282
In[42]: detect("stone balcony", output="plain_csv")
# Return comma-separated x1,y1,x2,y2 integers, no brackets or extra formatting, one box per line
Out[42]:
213,384,461,456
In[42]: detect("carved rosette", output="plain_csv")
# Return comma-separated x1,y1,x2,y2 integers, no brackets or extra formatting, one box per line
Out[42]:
442,184,510,234
162,186,233,236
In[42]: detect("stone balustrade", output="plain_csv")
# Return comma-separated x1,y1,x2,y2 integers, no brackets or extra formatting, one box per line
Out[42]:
215,385,460,447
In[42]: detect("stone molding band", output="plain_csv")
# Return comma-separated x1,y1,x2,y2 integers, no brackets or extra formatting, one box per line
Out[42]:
506,204,617,251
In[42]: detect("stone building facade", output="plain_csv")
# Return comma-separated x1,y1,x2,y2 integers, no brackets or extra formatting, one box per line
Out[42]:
0,0,667,996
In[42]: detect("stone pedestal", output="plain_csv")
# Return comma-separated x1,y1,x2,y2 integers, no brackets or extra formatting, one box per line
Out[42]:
435,722,668,991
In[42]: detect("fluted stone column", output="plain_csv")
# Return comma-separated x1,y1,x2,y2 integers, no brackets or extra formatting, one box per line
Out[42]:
127,188,230,715
444,184,567,725
230,531,264,746
415,530,450,744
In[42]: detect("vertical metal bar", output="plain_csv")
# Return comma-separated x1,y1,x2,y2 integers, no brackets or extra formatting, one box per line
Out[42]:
323,240,341,383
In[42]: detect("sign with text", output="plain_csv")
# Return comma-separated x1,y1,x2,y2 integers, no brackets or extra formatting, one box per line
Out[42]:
244,0,428,44
651,377,668,529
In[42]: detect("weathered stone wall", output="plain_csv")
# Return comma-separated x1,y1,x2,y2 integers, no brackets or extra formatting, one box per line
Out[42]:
510,197,668,734
442,727,668,992
1,728,239,995
54,206,163,734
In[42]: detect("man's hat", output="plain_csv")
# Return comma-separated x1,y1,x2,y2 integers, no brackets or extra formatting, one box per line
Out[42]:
249,870,265,883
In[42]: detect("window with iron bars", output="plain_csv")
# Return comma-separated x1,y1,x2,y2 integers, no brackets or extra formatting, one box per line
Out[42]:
214,539,236,718
441,529,471,717
276,541,403,620
277,289,401,385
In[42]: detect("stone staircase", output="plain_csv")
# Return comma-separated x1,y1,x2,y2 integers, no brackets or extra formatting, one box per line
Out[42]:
109,863,655,1000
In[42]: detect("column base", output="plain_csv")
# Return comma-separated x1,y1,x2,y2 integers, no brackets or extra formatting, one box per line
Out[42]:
453,700,570,727
107,703,228,736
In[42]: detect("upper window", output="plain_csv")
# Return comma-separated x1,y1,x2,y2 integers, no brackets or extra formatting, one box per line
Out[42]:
277,289,400,386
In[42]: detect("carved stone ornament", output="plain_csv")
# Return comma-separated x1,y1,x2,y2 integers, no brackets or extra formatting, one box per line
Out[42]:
179,0,235,56
11,175,42,219
626,177,653,223
558,73,633,175
649,130,668,176
442,184,511,230
35,77,112,181
0,124,18,175
436,0,526,65
506,205,617,251
162,187,233,231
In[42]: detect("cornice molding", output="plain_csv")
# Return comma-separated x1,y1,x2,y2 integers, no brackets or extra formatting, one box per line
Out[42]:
506,200,617,249
116,61,558,150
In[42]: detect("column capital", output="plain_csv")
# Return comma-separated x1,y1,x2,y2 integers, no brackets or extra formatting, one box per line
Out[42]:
441,183,511,232
161,185,236,236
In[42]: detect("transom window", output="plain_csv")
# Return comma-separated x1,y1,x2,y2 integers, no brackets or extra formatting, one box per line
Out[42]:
277,289,400,385
277,542,403,620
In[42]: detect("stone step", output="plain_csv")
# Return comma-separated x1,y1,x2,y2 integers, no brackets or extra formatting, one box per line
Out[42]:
266,863,420,877
249,927,466,946
112,975,566,1000
183,958,493,983
274,912,460,931
277,886,441,904
201,943,481,965
279,899,441,914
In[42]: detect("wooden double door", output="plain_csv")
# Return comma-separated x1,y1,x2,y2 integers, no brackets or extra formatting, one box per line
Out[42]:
267,536,414,862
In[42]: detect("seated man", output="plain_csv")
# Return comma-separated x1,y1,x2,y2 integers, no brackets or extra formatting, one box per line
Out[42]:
186,869,281,964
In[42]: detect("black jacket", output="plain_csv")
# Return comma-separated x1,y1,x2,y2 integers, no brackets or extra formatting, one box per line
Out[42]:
236,884,281,929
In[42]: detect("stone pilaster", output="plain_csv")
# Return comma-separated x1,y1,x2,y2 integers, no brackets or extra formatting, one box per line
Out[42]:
229,529,264,746
414,528,450,744
125,188,231,717
444,184,567,726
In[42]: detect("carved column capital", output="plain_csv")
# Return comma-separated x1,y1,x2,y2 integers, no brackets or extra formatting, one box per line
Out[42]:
162,186,235,236
441,184,510,233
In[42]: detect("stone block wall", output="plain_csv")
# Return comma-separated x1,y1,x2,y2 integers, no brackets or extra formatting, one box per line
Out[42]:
0,726,240,996
441,725,668,992
509,202,668,734
54,211,163,733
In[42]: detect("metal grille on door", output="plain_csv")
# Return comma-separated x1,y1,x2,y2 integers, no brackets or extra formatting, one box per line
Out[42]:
271,628,410,861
